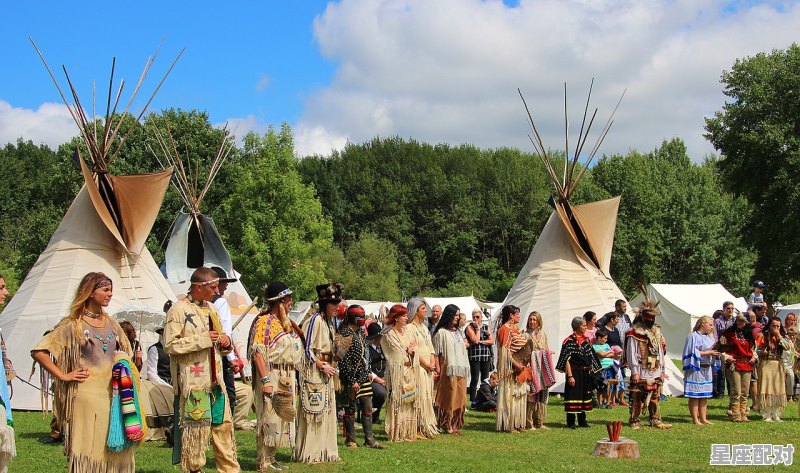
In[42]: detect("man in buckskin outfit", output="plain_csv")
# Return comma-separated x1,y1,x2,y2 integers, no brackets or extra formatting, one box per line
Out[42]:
624,304,672,430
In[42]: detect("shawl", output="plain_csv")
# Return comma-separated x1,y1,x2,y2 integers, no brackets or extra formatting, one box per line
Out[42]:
556,334,602,373
432,329,470,378
108,355,147,452
682,331,714,373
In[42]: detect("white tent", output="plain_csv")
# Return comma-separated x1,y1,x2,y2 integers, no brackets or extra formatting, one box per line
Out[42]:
424,296,492,320
499,198,634,392
0,164,176,410
499,89,638,393
776,303,800,323
630,283,748,360
153,120,257,351
0,44,183,409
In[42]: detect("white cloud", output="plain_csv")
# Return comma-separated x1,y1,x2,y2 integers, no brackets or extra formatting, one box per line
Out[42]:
294,124,349,157
214,116,349,158
0,100,76,148
255,74,271,93
297,0,800,161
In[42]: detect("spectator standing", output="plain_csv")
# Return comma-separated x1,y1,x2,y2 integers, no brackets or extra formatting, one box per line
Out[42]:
465,308,494,407
712,302,736,398
682,316,718,425
719,314,757,422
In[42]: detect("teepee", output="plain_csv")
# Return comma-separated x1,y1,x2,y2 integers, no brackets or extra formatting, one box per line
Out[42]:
0,40,182,409
499,83,637,393
152,120,255,346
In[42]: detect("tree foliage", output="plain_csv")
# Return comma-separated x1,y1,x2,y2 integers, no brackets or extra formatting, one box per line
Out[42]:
591,138,755,295
297,138,555,300
704,43,800,297
215,125,333,300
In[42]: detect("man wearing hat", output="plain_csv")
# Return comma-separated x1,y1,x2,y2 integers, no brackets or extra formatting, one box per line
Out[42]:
624,303,672,430
294,283,343,463
366,323,387,424
210,267,242,417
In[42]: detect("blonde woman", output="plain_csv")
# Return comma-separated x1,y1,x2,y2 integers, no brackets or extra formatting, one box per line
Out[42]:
525,311,554,430
682,316,718,425
407,298,439,439
32,272,142,472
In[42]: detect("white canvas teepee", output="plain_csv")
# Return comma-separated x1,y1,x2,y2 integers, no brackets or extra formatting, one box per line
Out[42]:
497,84,666,393
153,121,255,347
0,41,182,409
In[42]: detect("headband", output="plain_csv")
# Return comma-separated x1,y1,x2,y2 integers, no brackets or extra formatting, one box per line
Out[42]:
95,279,112,289
347,307,366,318
268,288,293,301
192,278,220,287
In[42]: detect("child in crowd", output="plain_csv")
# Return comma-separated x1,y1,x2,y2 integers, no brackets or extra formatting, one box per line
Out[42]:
748,280,765,310
592,329,616,408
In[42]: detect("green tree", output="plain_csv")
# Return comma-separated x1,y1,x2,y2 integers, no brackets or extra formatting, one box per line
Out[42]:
0,140,80,285
590,139,755,295
339,233,402,301
704,43,800,297
216,125,333,300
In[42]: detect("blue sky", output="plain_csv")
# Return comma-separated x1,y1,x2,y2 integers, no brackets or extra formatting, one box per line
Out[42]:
1,2,332,129
1,1,798,159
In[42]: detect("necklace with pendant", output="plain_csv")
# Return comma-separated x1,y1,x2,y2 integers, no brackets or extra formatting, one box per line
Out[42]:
84,308,101,319
94,333,114,352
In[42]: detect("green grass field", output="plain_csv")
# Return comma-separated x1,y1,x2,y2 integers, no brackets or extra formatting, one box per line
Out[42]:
9,396,799,472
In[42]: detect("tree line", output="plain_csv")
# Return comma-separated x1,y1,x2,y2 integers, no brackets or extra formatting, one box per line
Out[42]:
2,44,798,305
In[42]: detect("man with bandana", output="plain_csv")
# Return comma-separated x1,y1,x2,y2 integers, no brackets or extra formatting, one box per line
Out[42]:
624,303,673,430
334,305,384,449
164,267,240,473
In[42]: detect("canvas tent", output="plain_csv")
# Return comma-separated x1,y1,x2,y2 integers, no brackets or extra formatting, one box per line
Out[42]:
497,87,644,393
153,121,255,349
0,43,181,409
630,283,748,360
776,303,800,323
425,296,493,321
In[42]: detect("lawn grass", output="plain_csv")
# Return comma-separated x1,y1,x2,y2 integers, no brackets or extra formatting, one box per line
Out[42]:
10,396,799,472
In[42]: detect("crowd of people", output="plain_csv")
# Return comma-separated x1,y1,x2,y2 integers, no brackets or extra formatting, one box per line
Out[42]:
696,281,800,423
1,270,797,472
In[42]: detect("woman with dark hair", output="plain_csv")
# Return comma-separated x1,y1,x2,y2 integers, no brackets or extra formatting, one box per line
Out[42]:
556,316,602,429
295,283,342,463
334,304,384,449
119,321,143,371
32,272,143,471
583,311,598,343
381,304,418,442
407,297,438,439
249,281,305,470
495,305,527,432
432,304,469,434
754,317,792,421
719,314,757,422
